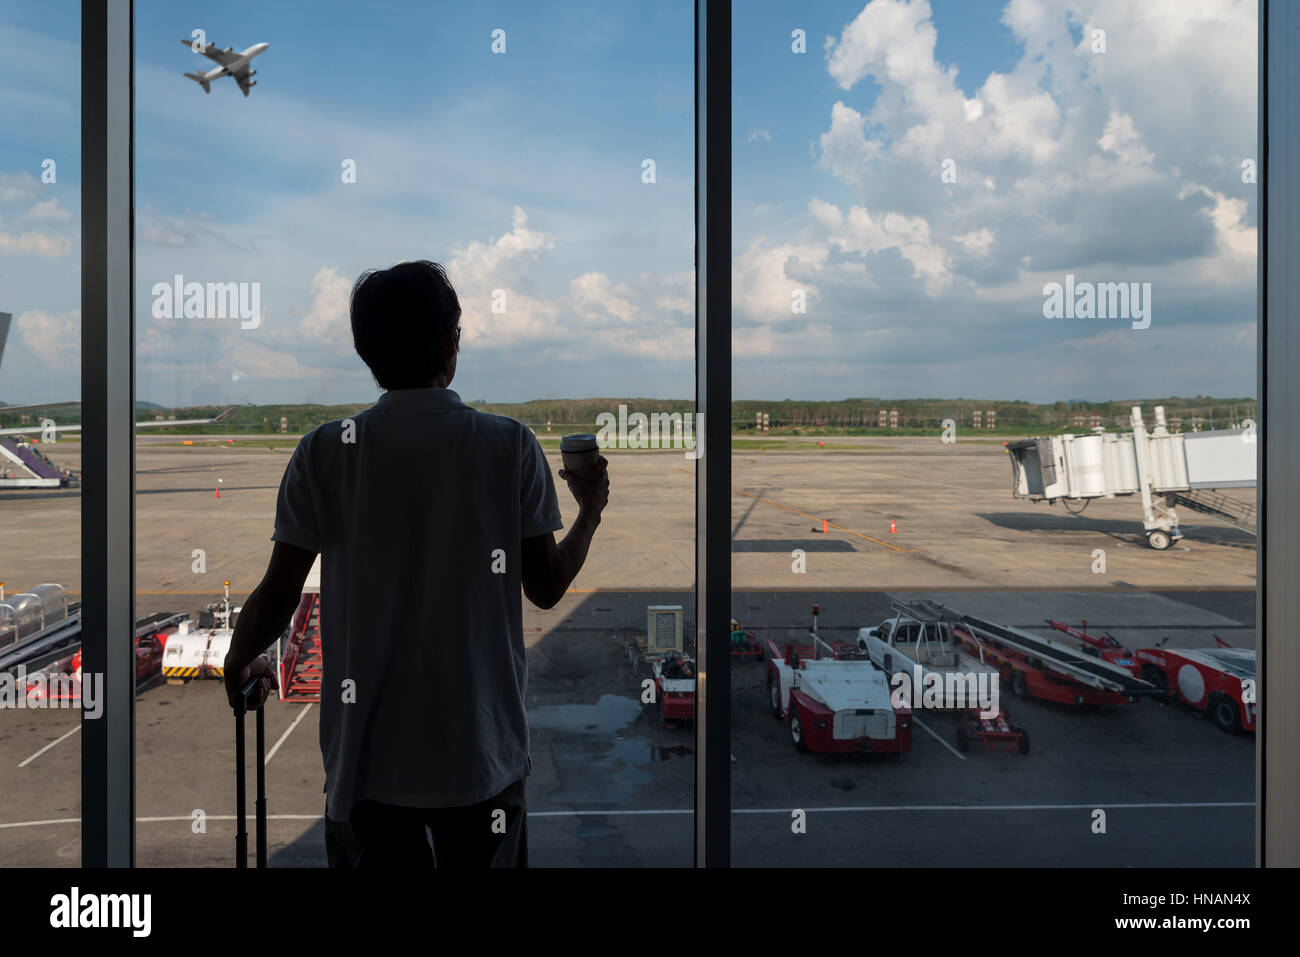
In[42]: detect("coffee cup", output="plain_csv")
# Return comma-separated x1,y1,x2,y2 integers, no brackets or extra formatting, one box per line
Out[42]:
560,433,601,477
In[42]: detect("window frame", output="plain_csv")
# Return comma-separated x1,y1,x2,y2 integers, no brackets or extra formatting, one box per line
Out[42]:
79,0,1293,869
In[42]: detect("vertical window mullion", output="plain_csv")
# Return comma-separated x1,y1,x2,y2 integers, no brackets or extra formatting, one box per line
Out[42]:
80,0,136,868
694,0,731,868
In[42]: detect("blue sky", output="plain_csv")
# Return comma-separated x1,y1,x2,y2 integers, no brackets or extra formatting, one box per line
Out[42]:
0,0,1258,408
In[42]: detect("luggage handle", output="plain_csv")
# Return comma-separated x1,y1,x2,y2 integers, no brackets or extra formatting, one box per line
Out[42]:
234,673,268,869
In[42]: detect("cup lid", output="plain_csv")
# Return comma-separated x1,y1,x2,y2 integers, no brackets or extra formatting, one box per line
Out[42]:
561,433,599,452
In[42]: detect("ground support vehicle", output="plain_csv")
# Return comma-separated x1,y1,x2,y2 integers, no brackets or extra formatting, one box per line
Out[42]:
1132,638,1256,733
767,607,912,756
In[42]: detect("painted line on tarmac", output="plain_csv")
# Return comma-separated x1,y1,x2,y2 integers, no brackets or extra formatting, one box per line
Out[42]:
729,802,1256,814
17,724,80,768
264,703,314,765
0,801,1255,830
913,716,966,761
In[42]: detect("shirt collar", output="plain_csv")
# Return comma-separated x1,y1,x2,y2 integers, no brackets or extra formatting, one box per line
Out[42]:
376,387,467,411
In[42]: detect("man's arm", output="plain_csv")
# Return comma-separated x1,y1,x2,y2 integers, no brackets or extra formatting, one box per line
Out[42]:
522,513,599,610
223,540,317,708
521,456,608,609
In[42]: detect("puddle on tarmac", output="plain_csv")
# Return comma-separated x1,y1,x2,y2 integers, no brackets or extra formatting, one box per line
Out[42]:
531,695,694,808
527,694,643,734
655,744,693,761
548,736,653,806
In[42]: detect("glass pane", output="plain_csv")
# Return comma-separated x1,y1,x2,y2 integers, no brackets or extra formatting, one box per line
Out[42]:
134,0,695,866
732,0,1256,866
0,0,82,867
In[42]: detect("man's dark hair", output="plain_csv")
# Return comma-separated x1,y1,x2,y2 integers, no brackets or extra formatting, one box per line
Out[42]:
350,260,462,391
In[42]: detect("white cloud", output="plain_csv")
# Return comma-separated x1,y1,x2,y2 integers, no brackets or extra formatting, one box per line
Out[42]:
0,171,40,204
137,205,254,249
445,206,555,291
731,238,831,321
808,197,952,294
954,228,995,256
297,266,354,349
0,231,72,256
16,308,79,369
1098,111,1155,166
23,197,71,223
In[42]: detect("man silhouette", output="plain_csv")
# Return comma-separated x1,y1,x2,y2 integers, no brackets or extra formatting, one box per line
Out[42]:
224,260,609,867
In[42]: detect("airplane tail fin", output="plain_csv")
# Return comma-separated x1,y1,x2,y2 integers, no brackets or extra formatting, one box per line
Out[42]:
0,311,11,379
183,72,211,94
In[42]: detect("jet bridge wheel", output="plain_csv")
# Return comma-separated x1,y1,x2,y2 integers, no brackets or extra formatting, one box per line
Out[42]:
1146,530,1173,550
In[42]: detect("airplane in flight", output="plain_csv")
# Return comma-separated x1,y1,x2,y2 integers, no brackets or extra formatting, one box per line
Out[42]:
182,39,269,97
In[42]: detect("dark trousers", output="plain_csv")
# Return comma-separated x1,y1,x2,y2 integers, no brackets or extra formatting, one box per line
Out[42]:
324,778,527,868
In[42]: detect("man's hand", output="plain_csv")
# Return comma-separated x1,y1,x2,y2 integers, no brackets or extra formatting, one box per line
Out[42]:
558,455,609,519
225,654,279,712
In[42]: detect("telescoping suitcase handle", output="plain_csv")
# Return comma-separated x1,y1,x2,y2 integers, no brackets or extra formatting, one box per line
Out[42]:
234,673,268,869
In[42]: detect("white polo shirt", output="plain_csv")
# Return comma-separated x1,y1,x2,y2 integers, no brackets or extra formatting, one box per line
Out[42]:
271,387,562,821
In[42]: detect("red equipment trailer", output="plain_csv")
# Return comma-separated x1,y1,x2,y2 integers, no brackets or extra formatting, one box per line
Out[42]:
730,619,765,661
956,708,1029,754
938,608,1154,707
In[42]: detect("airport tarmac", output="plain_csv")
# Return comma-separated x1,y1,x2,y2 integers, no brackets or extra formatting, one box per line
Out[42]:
0,434,1256,866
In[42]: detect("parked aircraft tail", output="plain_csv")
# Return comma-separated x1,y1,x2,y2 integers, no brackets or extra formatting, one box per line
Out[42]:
0,312,11,378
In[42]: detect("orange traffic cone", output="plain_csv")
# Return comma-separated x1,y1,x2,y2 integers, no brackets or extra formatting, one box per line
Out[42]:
822,518,829,534
214,487,220,499
889,518,897,533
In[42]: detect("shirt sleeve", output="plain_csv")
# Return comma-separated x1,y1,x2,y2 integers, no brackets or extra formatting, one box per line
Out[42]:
272,432,322,554
520,427,563,539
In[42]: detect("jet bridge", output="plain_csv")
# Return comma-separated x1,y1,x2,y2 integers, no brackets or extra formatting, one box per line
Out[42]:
1007,405,1256,549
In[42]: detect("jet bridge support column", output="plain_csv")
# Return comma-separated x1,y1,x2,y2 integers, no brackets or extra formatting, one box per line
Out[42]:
1129,406,1181,549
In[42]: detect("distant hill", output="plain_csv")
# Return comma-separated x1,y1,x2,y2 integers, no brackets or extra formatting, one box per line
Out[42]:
0,395,1257,437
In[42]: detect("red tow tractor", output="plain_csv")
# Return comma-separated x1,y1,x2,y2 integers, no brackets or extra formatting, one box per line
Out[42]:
653,652,696,726
767,606,912,757
1132,636,1256,734
1053,620,1257,734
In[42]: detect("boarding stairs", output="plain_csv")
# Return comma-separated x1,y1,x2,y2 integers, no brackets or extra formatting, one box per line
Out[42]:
0,438,62,480
1169,489,1257,534
279,592,322,702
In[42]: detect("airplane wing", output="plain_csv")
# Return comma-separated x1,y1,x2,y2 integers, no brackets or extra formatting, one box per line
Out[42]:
233,66,254,97
0,407,236,437
181,38,243,67
0,400,82,416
